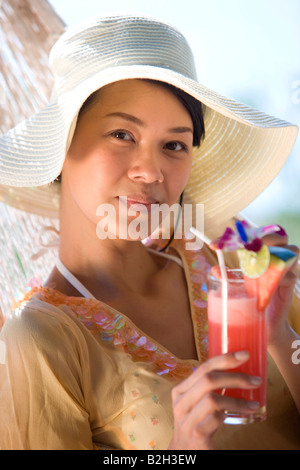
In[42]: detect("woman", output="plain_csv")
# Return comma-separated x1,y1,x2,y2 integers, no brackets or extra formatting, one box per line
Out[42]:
0,14,299,450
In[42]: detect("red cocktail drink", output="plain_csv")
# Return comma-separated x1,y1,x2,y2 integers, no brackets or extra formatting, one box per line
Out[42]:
208,269,267,424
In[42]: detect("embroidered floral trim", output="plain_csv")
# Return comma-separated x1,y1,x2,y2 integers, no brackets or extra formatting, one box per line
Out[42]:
176,241,210,363
14,239,209,380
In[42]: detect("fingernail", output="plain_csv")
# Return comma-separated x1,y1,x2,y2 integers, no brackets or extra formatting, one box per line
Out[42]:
247,401,260,410
250,376,262,386
234,351,249,361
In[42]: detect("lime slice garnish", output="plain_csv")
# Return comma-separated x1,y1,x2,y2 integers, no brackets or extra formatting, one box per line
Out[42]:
237,244,270,278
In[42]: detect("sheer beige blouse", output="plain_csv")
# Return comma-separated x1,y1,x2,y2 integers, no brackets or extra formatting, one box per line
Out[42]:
0,240,299,450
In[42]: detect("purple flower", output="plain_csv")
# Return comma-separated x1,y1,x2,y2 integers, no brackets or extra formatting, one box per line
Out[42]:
216,220,286,252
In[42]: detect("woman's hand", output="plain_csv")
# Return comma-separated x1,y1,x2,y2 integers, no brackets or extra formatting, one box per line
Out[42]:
168,352,262,450
262,232,300,414
261,232,299,346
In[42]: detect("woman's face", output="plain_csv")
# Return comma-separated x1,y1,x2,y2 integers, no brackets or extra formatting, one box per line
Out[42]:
62,79,194,239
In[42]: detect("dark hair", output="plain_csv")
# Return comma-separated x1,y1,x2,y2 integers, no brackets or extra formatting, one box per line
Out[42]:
145,80,205,147
78,79,205,147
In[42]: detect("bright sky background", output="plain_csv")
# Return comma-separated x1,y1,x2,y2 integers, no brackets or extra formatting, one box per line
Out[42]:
49,0,300,222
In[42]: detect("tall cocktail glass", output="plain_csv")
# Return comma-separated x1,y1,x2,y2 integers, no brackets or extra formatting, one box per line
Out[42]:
208,268,267,424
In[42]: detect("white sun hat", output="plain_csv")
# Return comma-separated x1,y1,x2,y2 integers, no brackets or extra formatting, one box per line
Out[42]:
0,13,298,232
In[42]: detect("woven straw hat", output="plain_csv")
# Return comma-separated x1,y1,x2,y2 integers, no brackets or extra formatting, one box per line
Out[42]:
0,14,298,232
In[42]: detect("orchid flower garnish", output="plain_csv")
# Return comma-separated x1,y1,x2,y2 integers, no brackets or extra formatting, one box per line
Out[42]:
216,220,287,253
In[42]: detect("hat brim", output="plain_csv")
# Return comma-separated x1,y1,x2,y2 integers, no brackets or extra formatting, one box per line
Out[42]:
0,65,298,231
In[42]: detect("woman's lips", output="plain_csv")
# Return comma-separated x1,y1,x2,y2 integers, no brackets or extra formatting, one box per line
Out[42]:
118,195,159,210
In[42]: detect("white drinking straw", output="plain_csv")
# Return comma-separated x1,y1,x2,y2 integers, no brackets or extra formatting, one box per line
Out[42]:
190,227,228,353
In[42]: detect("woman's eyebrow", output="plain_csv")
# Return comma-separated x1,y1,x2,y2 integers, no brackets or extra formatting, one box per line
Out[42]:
105,112,193,134
105,112,145,126
168,126,193,134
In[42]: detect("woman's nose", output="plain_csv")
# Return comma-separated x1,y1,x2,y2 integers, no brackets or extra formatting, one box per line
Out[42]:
127,145,164,184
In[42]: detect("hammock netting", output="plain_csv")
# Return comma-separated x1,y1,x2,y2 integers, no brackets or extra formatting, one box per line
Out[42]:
0,0,64,318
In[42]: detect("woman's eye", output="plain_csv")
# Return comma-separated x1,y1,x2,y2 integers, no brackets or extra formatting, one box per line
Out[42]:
111,130,133,141
164,141,187,152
